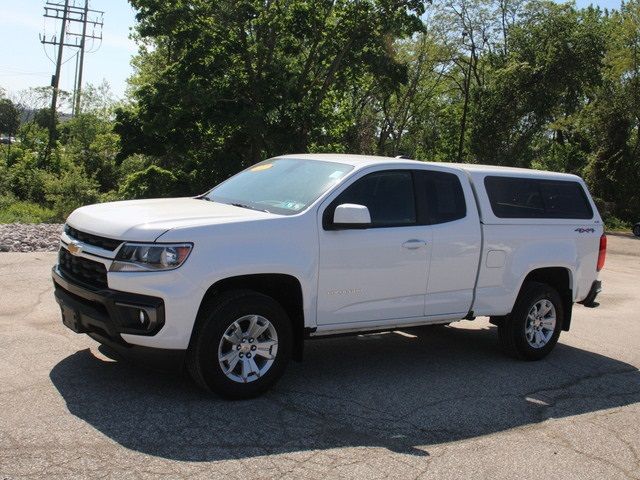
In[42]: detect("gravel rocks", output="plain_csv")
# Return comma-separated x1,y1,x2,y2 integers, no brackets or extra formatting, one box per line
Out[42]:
0,223,63,253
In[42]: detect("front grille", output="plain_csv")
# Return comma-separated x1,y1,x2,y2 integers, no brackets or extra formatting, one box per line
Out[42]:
58,248,108,289
65,225,122,251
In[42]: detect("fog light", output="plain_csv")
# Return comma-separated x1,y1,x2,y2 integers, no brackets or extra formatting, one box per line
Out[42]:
115,302,157,332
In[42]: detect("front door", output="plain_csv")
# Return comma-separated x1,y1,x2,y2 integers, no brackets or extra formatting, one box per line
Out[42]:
316,170,432,326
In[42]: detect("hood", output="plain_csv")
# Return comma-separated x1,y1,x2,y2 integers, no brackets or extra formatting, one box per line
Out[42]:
66,197,274,241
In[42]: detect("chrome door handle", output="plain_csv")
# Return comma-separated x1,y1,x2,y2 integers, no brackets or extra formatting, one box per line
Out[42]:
402,239,427,249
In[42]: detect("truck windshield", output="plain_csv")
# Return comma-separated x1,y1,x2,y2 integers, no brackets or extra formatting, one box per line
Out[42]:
205,158,353,215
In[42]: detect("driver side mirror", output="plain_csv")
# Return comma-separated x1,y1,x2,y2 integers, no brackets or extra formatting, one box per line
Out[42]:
332,203,371,229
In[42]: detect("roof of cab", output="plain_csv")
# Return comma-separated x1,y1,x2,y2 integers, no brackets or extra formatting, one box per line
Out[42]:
278,153,582,181
278,153,421,167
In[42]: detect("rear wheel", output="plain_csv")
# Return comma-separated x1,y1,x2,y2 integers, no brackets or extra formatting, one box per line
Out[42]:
187,290,292,399
497,282,563,360
633,223,640,237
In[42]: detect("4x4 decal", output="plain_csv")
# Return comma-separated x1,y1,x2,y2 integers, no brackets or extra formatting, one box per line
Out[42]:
575,227,595,233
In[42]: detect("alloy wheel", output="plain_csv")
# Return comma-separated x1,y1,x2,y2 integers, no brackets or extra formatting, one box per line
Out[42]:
217,315,279,383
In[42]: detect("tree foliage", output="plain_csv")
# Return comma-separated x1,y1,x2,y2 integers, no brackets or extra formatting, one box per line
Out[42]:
117,0,426,190
119,165,179,199
0,83,125,221
0,97,20,135
2,0,640,226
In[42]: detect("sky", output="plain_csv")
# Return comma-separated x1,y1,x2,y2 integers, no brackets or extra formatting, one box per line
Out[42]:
0,0,136,102
0,0,626,105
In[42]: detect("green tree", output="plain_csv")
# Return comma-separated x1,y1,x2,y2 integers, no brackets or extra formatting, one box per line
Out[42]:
117,0,426,192
0,97,20,135
584,0,640,221
369,33,450,157
119,165,179,199
469,1,607,168
59,114,120,192
3,0,640,226
435,0,498,162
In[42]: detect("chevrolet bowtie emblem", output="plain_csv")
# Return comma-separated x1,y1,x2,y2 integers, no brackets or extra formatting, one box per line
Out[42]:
67,241,82,256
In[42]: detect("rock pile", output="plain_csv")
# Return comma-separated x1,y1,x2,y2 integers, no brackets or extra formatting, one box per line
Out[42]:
0,223,64,252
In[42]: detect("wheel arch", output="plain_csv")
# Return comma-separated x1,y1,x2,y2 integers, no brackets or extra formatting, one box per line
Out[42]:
193,273,306,361
518,267,574,331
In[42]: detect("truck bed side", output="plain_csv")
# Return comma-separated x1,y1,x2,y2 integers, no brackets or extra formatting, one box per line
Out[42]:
461,169,603,317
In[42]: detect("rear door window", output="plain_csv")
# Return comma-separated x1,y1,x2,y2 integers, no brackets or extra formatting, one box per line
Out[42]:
484,176,593,219
416,170,467,224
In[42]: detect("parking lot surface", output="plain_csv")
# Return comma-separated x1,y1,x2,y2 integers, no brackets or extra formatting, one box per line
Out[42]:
1,234,639,479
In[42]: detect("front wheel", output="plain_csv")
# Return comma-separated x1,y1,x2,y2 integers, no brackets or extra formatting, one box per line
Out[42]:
498,282,563,361
187,290,292,399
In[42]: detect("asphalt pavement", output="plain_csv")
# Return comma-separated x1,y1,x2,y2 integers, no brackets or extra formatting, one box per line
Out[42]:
1,234,639,479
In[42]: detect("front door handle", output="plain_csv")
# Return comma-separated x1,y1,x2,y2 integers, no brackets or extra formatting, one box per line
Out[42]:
402,239,427,250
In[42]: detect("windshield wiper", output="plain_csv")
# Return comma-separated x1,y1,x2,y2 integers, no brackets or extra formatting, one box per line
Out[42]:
230,202,270,213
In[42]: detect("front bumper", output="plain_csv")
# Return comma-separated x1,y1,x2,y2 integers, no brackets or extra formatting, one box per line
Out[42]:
52,265,165,341
53,266,186,371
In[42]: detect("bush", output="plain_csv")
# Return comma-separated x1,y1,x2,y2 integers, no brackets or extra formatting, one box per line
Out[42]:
0,153,8,196
119,165,179,199
44,166,100,220
603,215,631,232
6,151,48,203
60,114,121,192
16,122,49,157
0,195,57,223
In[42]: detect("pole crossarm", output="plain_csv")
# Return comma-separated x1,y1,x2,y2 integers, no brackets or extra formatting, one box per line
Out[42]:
41,40,84,48
66,31,103,40
44,12,103,27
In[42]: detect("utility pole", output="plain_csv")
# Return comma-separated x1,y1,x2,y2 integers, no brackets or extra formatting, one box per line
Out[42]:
48,0,69,149
40,0,104,154
71,51,79,116
75,0,89,115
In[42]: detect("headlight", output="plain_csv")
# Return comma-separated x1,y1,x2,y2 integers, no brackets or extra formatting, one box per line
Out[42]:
110,243,193,272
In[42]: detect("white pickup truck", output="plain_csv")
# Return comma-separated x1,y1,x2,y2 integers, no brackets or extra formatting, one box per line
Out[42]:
53,154,606,398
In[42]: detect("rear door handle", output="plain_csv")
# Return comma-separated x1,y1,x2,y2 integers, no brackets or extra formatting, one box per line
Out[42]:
402,239,427,249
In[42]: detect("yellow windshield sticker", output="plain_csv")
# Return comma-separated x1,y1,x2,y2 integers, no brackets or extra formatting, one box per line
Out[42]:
251,164,273,172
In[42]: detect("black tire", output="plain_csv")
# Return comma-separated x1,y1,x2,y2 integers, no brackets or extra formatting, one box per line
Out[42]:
497,281,563,361
187,290,292,399
633,223,640,237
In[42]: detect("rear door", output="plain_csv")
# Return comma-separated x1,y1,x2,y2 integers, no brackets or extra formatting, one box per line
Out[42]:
414,169,482,316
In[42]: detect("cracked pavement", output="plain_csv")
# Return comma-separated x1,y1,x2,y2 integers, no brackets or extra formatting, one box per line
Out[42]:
1,234,639,479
